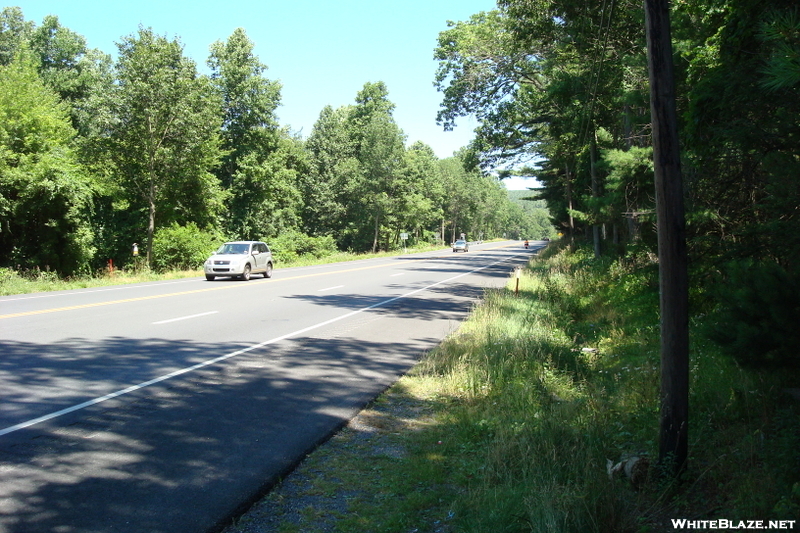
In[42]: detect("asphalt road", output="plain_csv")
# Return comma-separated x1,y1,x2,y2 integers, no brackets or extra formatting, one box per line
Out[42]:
0,241,543,533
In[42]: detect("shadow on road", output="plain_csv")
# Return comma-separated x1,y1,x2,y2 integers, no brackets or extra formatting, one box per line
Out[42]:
0,332,440,533
0,250,530,533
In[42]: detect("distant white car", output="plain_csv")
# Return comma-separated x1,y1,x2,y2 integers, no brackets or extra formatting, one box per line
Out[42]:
452,239,469,252
204,241,273,281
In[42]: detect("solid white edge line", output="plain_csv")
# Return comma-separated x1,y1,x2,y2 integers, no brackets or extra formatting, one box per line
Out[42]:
0,253,524,438
152,311,219,325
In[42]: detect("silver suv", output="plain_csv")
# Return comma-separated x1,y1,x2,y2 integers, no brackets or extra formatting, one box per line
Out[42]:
452,239,469,252
204,241,273,281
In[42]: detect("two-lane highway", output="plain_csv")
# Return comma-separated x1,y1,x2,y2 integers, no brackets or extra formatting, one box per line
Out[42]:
0,241,543,533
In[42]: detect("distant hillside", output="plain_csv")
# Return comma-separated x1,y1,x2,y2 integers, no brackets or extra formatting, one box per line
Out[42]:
508,190,548,212
505,190,556,240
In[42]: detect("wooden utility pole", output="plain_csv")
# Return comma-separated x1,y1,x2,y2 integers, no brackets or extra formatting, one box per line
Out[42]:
644,0,689,477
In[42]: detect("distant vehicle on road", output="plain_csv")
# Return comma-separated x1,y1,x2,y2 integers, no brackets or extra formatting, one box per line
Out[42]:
452,239,469,252
204,241,273,281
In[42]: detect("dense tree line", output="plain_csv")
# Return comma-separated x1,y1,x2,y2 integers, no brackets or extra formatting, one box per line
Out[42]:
434,0,800,367
0,7,553,275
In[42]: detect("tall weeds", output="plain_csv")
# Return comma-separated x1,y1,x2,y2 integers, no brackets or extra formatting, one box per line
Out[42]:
406,242,800,531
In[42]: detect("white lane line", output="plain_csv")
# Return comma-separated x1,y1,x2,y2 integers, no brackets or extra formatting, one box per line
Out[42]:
152,311,218,325
318,285,345,292
0,253,524,438
390,273,405,277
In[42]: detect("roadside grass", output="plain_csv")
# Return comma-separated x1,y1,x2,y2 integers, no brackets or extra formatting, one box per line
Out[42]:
0,243,448,297
0,266,204,296
228,241,800,532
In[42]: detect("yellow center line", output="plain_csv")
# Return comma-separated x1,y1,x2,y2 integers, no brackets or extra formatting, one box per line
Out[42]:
0,243,520,320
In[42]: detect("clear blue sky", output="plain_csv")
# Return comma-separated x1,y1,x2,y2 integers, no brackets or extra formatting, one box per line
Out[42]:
12,0,535,189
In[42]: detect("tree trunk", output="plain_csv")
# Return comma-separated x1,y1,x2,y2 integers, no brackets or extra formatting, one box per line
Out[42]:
146,178,156,268
565,164,575,235
372,209,381,254
624,102,634,150
591,137,601,258
645,0,689,478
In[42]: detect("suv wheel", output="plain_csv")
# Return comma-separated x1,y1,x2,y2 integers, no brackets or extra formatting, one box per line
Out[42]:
264,262,273,278
241,264,251,281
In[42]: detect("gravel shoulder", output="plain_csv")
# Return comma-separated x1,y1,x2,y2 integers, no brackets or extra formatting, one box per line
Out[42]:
221,377,452,533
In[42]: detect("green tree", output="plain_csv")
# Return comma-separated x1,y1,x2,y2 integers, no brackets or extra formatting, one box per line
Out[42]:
225,130,306,240
208,28,281,184
349,82,407,252
0,51,95,273
435,2,650,244
304,82,408,253
208,28,302,240
28,14,115,136
302,105,354,237
102,27,225,266
0,7,33,66
359,112,406,252
680,0,800,271
400,142,445,245
437,154,499,243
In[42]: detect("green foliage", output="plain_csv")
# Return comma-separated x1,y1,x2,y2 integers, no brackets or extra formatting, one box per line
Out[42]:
224,135,304,241
437,155,513,243
150,222,220,272
758,7,800,91
706,260,800,368
269,231,337,263
680,1,800,268
102,27,225,265
28,14,114,135
0,7,33,66
435,0,650,246
207,28,302,241
400,141,445,241
302,105,356,237
434,10,527,135
0,50,96,274
208,27,281,168
601,146,654,216
338,82,406,252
